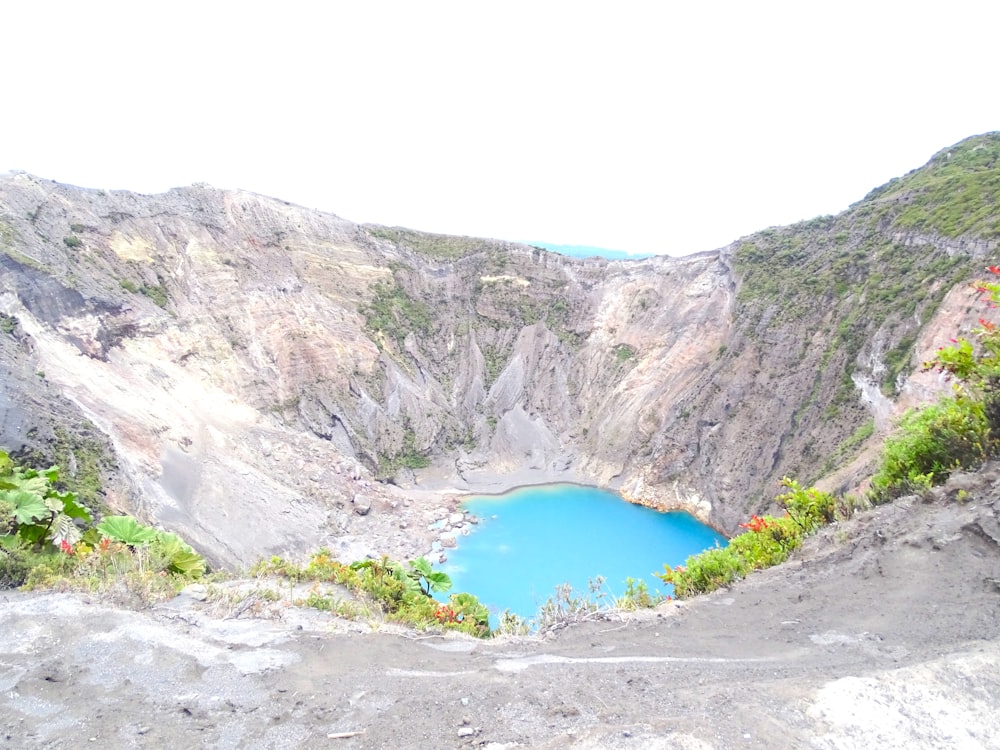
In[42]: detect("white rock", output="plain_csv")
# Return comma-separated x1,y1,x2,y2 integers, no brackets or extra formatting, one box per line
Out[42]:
352,494,372,515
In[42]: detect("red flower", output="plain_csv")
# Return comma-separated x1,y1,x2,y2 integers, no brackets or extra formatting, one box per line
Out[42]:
434,605,459,623
979,318,995,331
59,540,74,555
739,514,774,533
987,266,1000,275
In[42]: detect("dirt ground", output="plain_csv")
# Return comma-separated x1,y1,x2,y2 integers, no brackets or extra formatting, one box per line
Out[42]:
1,467,999,749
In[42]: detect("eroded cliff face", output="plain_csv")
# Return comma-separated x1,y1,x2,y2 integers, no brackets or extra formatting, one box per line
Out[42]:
0,142,996,564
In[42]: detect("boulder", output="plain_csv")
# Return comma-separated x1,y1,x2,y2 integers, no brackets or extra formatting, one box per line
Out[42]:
352,494,372,516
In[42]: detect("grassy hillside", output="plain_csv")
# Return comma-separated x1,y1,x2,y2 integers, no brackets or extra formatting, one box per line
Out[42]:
857,132,1000,239
674,134,998,505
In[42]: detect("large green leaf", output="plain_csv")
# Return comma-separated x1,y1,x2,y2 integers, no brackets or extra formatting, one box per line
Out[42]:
58,492,91,523
425,571,452,594
407,556,452,594
97,516,158,546
166,548,206,578
2,474,47,497
9,491,50,524
410,557,433,577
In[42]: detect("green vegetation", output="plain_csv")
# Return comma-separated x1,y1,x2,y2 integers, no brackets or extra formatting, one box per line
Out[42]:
859,133,1000,239
736,231,977,414
0,450,205,599
820,419,875,475
63,235,82,248
868,268,1000,502
663,260,1000,600
881,334,918,394
376,426,431,478
869,394,988,503
0,450,91,550
1,247,48,272
733,138,997,384
2,451,487,637
735,231,973,333
15,426,115,508
657,479,834,597
140,283,169,308
729,142,992,459
0,220,15,249
613,343,636,362
251,551,491,637
360,279,432,349
116,278,170,308
483,343,507,385
0,313,16,334
364,226,489,260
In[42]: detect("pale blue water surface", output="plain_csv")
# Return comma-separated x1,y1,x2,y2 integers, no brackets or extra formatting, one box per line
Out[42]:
441,484,726,623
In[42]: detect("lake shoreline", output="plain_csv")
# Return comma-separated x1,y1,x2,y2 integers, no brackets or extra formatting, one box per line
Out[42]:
406,464,731,538
441,483,727,622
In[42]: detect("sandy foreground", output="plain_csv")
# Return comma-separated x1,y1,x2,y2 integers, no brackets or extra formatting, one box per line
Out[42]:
1,467,999,750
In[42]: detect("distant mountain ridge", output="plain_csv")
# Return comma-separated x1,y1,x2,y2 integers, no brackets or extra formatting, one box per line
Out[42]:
0,133,997,566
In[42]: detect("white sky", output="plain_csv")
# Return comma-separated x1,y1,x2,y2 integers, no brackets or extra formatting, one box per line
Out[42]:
3,1,998,256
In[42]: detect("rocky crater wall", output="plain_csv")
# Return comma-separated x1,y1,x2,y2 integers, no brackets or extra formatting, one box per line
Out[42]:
0,166,992,563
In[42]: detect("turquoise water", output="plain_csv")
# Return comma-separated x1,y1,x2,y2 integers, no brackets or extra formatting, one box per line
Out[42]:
441,484,726,623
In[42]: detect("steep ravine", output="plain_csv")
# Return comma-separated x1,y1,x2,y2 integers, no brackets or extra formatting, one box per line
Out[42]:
1,135,998,564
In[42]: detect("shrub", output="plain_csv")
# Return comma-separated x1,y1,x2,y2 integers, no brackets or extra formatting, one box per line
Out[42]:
862,264,1000,504
258,551,491,637
869,394,988,503
63,235,82,248
140,284,169,308
657,480,837,599
0,450,91,548
0,540,37,588
533,578,612,631
728,514,802,569
658,546,749,598
613,343,636,362
776,477,836,531
1,451,206,597
616,577,663,610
